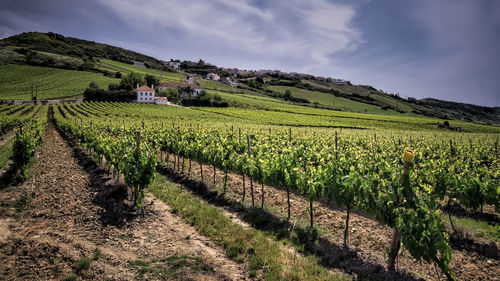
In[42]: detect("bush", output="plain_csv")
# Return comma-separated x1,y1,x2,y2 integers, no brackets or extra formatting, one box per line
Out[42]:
181,91,228,107
83,88,136,102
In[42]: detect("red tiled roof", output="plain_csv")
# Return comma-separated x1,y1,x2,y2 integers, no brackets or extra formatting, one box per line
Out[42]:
134,85,155,92
155,97,167,100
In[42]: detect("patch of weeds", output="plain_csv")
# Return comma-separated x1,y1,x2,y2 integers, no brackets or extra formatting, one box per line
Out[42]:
135,266,153,280
74,256,91,273
158,255,214,279
62,274,78,281
129,255,214,280
248,270,257,278
117,233,133,239
13,193,32,212
92,247,101,261
129,259,150,267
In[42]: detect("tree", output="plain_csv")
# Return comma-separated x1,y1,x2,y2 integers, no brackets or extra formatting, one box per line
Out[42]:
115,71,122,78
284,89,292,100
119,72,145,91
108,83,119,91
144,74,159,87
89,81,99,89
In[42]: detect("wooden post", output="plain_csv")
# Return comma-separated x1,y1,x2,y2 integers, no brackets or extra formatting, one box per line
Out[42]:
136,131,141,155
242,174,246,202
200,162,204,182
289,127,292,142
213,165,216,186
388,147,413,271
247,135,254,207
261,182,264,209
239,128,241,143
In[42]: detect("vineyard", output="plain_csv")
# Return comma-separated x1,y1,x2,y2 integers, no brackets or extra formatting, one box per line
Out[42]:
0,65,119,100
0,101,498,280
49,101,498,280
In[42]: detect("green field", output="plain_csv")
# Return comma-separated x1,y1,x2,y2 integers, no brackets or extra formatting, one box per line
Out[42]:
0,65,119,100
97,59,184,82
267,85,401,114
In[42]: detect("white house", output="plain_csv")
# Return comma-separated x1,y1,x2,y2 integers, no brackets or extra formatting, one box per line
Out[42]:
154,97,169,105
191,84,202,96
135,84,155,103
158,82,203,98
167,61,180,69
206,73,220,81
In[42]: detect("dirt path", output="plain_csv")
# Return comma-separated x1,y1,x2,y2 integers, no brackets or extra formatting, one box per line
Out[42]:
0,121,246,280
161,154,500,281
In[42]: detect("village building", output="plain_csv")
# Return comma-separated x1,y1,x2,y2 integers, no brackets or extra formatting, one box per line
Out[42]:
167,61,180,69
206,72,220,81
134,84,155,103
157,82,203,98
154,97,169,105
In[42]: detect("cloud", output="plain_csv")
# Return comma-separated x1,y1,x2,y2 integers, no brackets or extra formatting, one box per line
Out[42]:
96,0,363,69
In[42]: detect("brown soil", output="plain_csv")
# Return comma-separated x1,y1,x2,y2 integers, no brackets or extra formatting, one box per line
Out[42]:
0,122,246,281
161,153,500,281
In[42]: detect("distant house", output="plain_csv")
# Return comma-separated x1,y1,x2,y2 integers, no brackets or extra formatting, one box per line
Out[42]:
167,61,180,69
332,79,349,85
191,84,203,95
206,73,220,81
157,82,203,98
154,97,169,105
134,84,155,103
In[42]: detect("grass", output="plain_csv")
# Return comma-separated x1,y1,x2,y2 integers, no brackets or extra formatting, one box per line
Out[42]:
443,214,500,244
0,136,14,169
0,65,119,100
267,85,402,115
97,59,184,83
74,256,91,273
129,255,214,280
148,175,347,281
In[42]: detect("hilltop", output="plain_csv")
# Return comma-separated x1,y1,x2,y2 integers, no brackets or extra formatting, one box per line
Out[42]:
0,31,499,125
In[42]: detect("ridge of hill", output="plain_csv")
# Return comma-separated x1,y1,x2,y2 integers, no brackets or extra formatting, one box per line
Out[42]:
0,31,164,69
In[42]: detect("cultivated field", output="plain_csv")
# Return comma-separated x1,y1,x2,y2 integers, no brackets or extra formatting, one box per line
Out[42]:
0,102,498,281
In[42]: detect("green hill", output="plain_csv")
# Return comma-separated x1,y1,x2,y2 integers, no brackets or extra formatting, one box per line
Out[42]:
0,31,498,126
0,32,164,69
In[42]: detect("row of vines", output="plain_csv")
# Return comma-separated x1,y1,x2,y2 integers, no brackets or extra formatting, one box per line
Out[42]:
54,101,500,280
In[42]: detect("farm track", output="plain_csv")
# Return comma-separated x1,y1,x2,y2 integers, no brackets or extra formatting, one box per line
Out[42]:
0,119,245,280
159,153,500,281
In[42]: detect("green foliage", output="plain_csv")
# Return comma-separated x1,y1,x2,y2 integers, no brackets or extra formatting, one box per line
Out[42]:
12,118,47,175
144,74,159,88
119,72,145,91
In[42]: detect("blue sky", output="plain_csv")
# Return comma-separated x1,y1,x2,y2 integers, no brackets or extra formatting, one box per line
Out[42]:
1,0,499,106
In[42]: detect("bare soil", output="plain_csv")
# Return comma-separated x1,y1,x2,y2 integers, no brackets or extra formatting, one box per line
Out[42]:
161,153,500,281
0,122,246,281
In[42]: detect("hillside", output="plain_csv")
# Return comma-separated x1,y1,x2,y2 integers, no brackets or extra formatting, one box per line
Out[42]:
0,32,164,69
0,64,119,100
0,31,498,125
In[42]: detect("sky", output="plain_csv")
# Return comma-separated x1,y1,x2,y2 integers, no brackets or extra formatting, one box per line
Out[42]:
1,0,499,106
